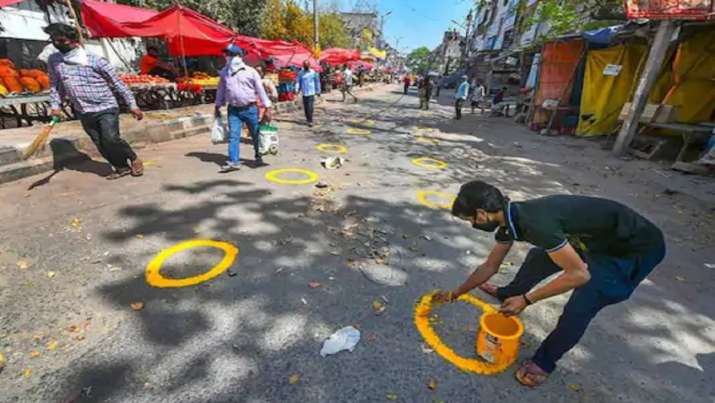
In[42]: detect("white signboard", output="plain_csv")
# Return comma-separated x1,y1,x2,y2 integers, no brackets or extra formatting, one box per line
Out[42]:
603,64,623,76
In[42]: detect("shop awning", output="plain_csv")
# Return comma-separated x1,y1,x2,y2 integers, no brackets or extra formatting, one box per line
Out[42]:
319,48,360,66
239,37,321,71
0,0,24,7
81,2,235,56
348,60,374,71
81,0,159,38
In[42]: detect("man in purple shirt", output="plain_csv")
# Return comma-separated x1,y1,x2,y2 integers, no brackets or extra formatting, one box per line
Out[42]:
46,23,144,180
215,44,272,172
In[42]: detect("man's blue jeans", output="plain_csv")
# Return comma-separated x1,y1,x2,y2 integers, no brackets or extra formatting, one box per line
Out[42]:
495,242,665,373
227,104,260,165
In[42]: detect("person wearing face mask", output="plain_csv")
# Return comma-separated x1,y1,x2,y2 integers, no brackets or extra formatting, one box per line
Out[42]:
435,181,665,388
45,23,144,180
215,44,272,172
295,59,321,127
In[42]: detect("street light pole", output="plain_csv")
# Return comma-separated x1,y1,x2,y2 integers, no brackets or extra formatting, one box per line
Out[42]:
313,0,319,52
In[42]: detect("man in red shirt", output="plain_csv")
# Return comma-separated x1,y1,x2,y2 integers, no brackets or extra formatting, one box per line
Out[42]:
403,75,411,94
139,46,177,80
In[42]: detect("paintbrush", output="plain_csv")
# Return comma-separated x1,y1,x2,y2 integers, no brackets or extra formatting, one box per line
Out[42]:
22,116,61,160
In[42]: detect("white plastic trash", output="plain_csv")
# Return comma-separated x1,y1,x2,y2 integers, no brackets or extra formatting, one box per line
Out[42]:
320,326,361,357
211,117,227,144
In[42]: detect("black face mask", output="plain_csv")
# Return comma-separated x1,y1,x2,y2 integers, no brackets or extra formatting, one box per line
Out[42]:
53,42,74,54
472,220,500,232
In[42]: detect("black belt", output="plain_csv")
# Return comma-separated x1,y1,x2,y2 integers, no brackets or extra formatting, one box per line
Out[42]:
229,102,256,111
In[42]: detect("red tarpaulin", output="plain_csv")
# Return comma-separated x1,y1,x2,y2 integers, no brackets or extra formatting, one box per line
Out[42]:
81,2,234,56
348,60,374,71
237,36,321,71
319,48,360,66
81,0,159,38
0,0,23,7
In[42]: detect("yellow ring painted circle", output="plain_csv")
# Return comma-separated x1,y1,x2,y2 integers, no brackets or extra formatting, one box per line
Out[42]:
145,239,239,288
316,144,348,154
265,168,319,185
414,293,521,375
346,127,371,136
411,157,449,170
416,190,456,210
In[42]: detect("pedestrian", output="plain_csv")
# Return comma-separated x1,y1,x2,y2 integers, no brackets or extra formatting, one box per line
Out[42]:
402,74,411,94
215,44,272,173
139,45,178,81
296,59,321,127
470,80,486,114
490,86,508,116
45,23,144,180
434,75,442,98
357,68,364,87
418,76,432,110
340,65,358,103
454,75,469,120
255,66,277,122
435,181,665,387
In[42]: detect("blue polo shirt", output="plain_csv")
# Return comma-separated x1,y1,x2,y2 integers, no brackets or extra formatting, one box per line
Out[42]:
297,69,321,97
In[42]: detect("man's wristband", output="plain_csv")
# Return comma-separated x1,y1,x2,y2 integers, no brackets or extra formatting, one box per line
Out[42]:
523,294,533,305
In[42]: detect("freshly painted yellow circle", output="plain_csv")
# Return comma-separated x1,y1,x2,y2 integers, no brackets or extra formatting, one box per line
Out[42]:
265,168,319,185
411,157,448,170
416,190,456,210
414,293,518,375
145,239,238,288
316,144,348,154
346,127,371,136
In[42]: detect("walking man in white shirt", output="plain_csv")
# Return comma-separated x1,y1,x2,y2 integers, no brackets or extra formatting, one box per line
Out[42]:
340,65,358,103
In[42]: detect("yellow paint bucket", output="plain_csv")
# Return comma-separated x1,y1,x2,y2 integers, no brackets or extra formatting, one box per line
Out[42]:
476,312,524,367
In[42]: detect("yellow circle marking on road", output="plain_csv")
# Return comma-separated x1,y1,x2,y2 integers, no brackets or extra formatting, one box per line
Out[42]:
316,144,348,154
416,190,456,210
145,239,238,288
346,127,371,136
411,157,448,170
415,293,516,375
265,168,319,185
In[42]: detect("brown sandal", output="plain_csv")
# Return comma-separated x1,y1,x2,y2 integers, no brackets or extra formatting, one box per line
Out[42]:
130,159,144,177
515,360,549,387
106,168,131,180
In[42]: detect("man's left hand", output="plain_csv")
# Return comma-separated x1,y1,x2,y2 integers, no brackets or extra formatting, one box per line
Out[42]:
263,108,273,122
499,295,527,317
130,108,144,121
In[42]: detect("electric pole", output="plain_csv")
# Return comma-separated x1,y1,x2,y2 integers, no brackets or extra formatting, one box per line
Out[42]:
313,0,320,52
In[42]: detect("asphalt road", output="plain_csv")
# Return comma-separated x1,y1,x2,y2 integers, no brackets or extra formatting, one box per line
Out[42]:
1,85,714,403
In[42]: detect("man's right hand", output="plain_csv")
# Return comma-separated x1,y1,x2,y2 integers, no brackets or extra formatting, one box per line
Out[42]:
214,107,222,118
50,108,62,119
433,290,456,304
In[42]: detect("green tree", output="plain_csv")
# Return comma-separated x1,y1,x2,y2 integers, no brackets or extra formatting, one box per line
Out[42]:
319,13,350,49
518,0,625,41
406,46,432,74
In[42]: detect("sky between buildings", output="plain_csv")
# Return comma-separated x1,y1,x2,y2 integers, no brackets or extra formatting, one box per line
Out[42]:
333,0,475,53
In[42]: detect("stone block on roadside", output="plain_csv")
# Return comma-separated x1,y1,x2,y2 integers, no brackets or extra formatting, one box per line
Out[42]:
359,263,407,287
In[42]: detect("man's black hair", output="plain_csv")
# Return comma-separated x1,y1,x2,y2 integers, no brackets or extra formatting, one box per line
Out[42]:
451,180,506,217
44,23,79,41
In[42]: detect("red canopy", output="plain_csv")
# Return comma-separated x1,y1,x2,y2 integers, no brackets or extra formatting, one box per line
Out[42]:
82,0,159,38
0,0,23,7
319,48,360,66
348,60,374,71
81,2,234,57
237,36,322,71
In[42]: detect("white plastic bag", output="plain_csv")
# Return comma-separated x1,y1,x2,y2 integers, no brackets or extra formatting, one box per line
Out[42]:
211,117,227,144
320,326,361,357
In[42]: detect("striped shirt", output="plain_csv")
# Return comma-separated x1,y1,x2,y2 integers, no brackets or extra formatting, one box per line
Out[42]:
48,53,137,114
